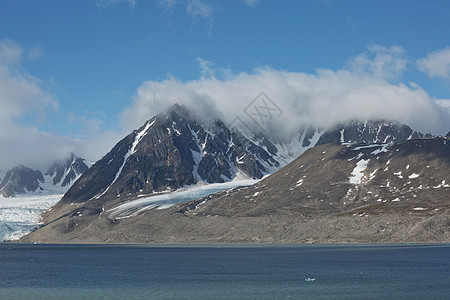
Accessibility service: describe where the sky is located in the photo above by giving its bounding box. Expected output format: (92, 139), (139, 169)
(0, 0), (450, 169)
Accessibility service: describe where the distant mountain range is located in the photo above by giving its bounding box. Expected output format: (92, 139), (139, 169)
(0, 153), (90, 197)
(17, 104), (449, 244)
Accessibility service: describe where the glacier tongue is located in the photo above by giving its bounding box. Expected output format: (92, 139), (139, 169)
(108, 178), (258, 219)
(0, 194), (62, 241)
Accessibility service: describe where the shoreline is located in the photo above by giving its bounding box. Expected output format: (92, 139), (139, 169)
(5, 241), (450, 247)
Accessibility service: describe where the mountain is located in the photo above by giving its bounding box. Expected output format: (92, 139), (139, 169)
(0, 153), (90, 198)
(20, 135), (449, 243)
(60, 104), (265, 206)
(59, 104), (425, 209)
(44, 153), (90, 189)
(0, 166), (44, 198)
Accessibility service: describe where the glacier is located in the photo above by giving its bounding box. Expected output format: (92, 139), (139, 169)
(108, 178), (258, 219)
(0, 194), (62, 241)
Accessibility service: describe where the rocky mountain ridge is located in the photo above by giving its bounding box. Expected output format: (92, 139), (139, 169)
(0, 153), (90, 198)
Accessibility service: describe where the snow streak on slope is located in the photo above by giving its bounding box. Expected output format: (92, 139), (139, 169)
(189, 126), (206, 182)
(0, 194), (62, 241)
(94, 120), (156, 200)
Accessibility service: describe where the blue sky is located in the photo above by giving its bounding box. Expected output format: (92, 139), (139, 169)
(0, 0), (449, 167)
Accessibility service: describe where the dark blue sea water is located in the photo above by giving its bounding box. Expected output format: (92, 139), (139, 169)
(1, 244), (449, 299)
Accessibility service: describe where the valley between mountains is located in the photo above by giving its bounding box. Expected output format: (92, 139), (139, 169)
(15, 105), (450, 244)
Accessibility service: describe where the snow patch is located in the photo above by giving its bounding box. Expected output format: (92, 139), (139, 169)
(369, 169), (377, 181)
(371, 144), (390, 155)
(349, 159), (369, 185)
(348, 152), (364, 161)
(394, 171), (403, 179)
(413, 207), (427, 211)
(236, 154), (246, 164)
(408, 173), (420, 179)
(434, 180), (450, 188)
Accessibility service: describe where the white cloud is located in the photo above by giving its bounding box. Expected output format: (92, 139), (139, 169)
(0, 41), (57, 125)
(196, 57), (214, 79)
(436, 99), (450, 108)
(0, 40), (76, 170)
(417, 47), (450, 79)
(350, 45), (407, 80)
(121, 45), (449, 138)
(186, 0), (213, 19)
(0, 39), (23, 66)
(26, 46), (43, 61)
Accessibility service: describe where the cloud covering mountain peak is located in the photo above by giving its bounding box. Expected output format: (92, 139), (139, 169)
(121, 46), (449, 140)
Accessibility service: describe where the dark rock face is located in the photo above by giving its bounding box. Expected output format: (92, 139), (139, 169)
(0, 166), (44, 197)
(45, 153), (89, 187)
(317, 120), (423, 145)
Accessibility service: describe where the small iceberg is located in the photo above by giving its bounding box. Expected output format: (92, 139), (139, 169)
(305, 278), (316, 282)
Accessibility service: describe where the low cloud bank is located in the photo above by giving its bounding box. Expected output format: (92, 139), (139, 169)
(121, 46), (449, 140)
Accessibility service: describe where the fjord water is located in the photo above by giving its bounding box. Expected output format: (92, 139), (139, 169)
(1, 244), (449, 299)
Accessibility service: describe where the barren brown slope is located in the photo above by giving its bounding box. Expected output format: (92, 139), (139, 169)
(21, 137), (450, 244)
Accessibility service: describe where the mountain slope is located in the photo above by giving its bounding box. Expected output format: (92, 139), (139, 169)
(20, 135), (450, 244)
(181, 137), (449, 218)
